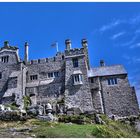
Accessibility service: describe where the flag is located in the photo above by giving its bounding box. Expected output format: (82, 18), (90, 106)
(51, 41), (58, 52)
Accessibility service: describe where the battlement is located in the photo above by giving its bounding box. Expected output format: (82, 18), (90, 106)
(27, 52), (65, 65)
(65, 48), (85, 57)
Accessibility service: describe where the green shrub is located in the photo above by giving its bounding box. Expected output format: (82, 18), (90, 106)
(5, 103), (19, 110)
(23, 96), (31, 110)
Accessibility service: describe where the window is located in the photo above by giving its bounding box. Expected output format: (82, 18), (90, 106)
(73, 74), (83, 85)
(31, 60), (33, 64)
(1, 56), (9, 63)
(0, 72), (2, 79)
(72, 58), (78, 68)
(54, 72), (59, 77)
(90, 77), (95, 83)
(48, 72), (53, 78)
(48, 71), (59, 78)
(38, 59), (40, 63)
(62, 55), (64, 60)
(46, 58), (48, 63)
(108, 78), (118, 85)
(30, 75), (38, 81)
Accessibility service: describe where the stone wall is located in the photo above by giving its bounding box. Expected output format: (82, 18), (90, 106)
(8, 77), (18, 89)
(89, 77), (104, 113)
(26, 52), (65, 105)
(0, 49), (21, 101)
(64, 49), (94, 112)
(100, 74), (139, 117)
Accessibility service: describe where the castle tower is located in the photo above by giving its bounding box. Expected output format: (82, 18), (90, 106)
(81, 39), (90, 70)
(64, 39), (94, 112)
(65, 39), (71, 51)
(24, 42), (29, 64)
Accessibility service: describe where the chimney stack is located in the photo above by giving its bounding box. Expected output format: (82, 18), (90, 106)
(65, 39), (71, 51)
(4, 41), (10, 48)
(100, 60), (105, 67)
(81, 39), (88, 48)
(24, 42), (29, 64)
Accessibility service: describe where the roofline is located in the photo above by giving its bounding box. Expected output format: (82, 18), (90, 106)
(90, 64), (125, 69)
(88, 73), (128, 78)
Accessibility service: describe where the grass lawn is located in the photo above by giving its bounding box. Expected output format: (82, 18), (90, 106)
(0, 115), (140, 138)
(29, 118), (140, 138)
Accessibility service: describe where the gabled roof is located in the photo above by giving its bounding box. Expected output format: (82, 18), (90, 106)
(88, 65), (127, 77)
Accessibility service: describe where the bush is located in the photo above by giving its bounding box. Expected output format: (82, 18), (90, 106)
(58, 115), (92, 124)
(5, 103), (19, 110)
(23, 96), (31, 110)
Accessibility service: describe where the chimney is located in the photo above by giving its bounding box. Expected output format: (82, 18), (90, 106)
(65, 39), (71, 51)
(100, 60), (105, 67)
(24, 42), (29, 64)
(4, 41), (10, 48)
(81, 39), (88, 48)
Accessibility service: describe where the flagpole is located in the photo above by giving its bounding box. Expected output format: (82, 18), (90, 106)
(56, 42), (59, 52)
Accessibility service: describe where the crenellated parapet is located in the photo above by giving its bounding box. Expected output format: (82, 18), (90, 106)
(27, 52), (65, 65)
(65, 48), (85, 57)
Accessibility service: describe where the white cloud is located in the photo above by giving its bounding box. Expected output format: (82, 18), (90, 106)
(122, 54), (140, 64)
(121, 35), (138, 47)
(99, 14), (140, 33)
(129, 43), (140, 49)
(129, 15), (140, 25)
(132, 57), (140, 63)
(111, 32), (125, 40)
(135, 29), (140, 34)
(99, 19), (123, 32)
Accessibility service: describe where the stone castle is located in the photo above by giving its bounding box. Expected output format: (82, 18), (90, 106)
(0, 39), (139, 117)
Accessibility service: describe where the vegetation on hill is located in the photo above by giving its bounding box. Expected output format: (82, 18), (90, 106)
(0, 114), (139, 138)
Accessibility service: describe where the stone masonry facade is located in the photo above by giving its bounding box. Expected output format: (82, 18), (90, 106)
(0, 39), (139, 117)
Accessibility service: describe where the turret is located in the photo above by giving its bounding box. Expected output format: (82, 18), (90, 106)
(65, 39), (71, 51)
(4, 41), (10, 48)
(81, 39), (90, 70)
(24, 42), (29, 64)
(81, 39), (88, 48)
(100, 60), (105, 67)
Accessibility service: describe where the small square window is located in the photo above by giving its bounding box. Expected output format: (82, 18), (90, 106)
(107, 78), (118, 85)
(1, 56), (9, 63)
(73, 74), (83, 85)
(72, 58), (78, 68)
(48, 72), (53, 78)
(30, 75), (38, 81)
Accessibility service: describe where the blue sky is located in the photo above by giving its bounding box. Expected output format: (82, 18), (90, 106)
(0, 2), (140, 104)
